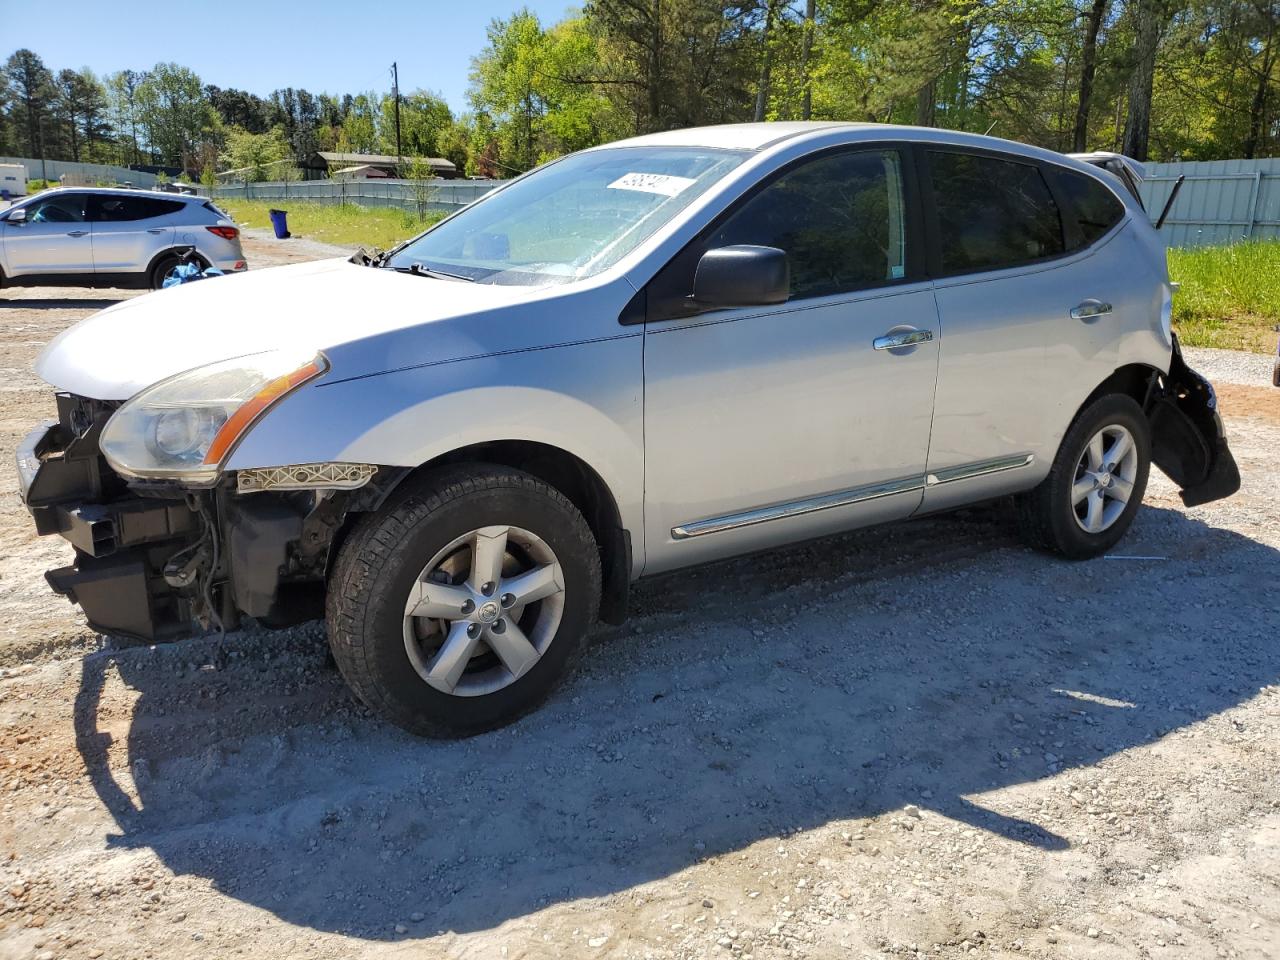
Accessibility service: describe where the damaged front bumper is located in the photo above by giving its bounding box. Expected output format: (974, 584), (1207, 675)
(17, 394), (376, 642)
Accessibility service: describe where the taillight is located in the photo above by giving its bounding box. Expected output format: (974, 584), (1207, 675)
(206, 225), (239, 240)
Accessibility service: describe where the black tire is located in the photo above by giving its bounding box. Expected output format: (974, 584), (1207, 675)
(149, 254), (184, 291)
(326, 465), (601, 737)
(1015, 393), (1151, 559)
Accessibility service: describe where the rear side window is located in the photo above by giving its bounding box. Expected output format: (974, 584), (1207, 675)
(1044, 166), (1126, 247)
(927, 151), (1064, 274)
(91, 196), (185, 222)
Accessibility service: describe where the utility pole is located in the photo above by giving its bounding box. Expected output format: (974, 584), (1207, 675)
(38, 116), (47, 184)
(391, 61), (403, 171)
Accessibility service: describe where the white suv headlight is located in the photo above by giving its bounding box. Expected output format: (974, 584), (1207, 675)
(100, 350), (327, 484)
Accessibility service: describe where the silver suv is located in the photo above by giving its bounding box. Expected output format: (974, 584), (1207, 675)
(0, 187), (246, 290)
(17, 123), (1238, 737)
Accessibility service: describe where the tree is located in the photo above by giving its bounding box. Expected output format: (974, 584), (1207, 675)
(137, 63), (215, 168)
(379, 89), (453, 160)
(53, 68), (108, 161)
(105, 69), (145, 165)
(1123, 0), (1179, 160)
(221, 125), (294, 181)
(1073, 0), (1110, 150)
(4, 49), (54, 157)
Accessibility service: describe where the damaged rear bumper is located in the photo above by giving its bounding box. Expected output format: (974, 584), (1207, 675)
(1149, 336), (1241, 508)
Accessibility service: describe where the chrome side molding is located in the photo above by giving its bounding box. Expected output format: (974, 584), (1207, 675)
(926, 453), (1034, 486)
(671, 453), (1036, 540)
(671, 475), (924, 540)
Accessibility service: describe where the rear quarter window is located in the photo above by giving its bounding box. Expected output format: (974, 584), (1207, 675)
(93, 196), (185, 222)
(1044, 166), (1126, 247)
(927, 151), (1065, 275)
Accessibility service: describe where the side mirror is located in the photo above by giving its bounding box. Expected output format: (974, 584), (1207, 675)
(5, 207), (26, 224)
(692, 245), (789, 309)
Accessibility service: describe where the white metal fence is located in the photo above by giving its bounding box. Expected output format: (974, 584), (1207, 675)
(1139, 158), (1280, 248)
(0, 156), (162, 188)
(205, 178), (507, 213)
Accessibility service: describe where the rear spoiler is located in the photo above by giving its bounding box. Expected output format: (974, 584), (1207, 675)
(1067, 151), (1184, 230)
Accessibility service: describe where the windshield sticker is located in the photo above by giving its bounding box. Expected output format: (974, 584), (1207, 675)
(607, 172), (697, 197)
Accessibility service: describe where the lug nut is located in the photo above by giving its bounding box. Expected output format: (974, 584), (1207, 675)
(492, 619), (506, 634)
(481, 581), (496, 596)
(460, 599), (475, 614)
(466, 623), (481, 638)
(500, 593), (515, 608)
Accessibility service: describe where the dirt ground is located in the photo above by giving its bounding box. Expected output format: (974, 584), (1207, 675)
(1, 235), (1278, 960)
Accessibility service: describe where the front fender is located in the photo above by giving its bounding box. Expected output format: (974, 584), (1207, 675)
(224, 334), (645, 546)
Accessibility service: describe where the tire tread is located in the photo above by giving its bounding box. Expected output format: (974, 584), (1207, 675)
(326, 464), (600, 737)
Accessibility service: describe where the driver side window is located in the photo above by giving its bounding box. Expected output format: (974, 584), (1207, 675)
(27, 193), (87, 224)
(649, 149), (908, 319)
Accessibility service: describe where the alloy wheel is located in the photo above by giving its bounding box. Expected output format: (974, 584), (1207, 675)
(402, 525), (565, 697)
(1071, 424), (1139, 534)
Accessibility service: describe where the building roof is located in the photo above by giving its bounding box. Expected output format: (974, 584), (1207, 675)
(313, 152), (456, 172)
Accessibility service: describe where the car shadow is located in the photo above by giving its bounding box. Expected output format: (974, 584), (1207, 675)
(72, 503), (1279, 940)
(0, 297), (128, 310)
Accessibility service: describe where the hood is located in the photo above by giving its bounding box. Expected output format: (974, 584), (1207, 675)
(35, 258), (541, 400)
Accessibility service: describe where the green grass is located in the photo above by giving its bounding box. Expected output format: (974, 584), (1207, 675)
(220, 200), (447, 251)
(1169, 241), (1280, 353)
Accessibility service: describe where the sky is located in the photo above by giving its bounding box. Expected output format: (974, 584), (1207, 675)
(0, 0), (576, 112)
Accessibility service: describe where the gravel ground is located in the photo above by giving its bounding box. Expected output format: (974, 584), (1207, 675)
(1, 241), (1278, 960)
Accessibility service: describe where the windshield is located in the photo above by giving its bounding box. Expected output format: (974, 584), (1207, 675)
(386, 146), (749, 284)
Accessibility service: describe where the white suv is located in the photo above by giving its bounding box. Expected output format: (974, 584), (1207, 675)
(0, 187), (246, 290)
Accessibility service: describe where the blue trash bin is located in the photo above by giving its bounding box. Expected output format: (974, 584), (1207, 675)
(268, 208), (290, 239)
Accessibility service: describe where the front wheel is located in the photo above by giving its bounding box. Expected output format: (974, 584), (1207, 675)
(1016, 393), (1152, 559)
(326, 466), (601, 737)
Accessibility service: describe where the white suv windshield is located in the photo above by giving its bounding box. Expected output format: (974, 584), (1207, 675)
(386, 146), (749, 284)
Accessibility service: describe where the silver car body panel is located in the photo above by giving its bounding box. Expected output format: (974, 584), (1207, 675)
(32, 123), (1176, 583)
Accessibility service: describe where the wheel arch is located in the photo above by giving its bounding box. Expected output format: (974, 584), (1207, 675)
(334, 439), (633, 626)
(1077, 362), (1161, 415)
(144, 246), (208, 282)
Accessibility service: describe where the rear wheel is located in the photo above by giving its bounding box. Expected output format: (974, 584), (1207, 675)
(1016, 394), (1151, 558)
(149, 253), (203, 290)
(326, 466), (601, 737)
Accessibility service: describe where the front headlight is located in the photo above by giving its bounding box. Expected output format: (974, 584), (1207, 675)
(100, 350), (327, 484)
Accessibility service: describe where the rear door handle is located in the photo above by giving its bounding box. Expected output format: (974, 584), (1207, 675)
(1071, 299), (1112, 321)
(66, 230), (88, 238)
(873, 328), (934, 351)
(146, 227), (166, 234)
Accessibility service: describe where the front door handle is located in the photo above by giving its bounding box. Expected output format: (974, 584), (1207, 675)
(1070, 299), (1112, 321)
(147, 227), (166, 234)
(873, 328), (934, 351)
(66, 230), (88, 238)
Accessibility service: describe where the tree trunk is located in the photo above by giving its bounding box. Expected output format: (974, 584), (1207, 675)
(648, 0), (663, 130)
(1073, 0), (1108, 152)
(1122, 0), (1162, 161)
(754, 0), (777, 123)
(916, 81), (936, 127)
(1242, 16), (1275, 159)
(800, 0), (816, 119)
